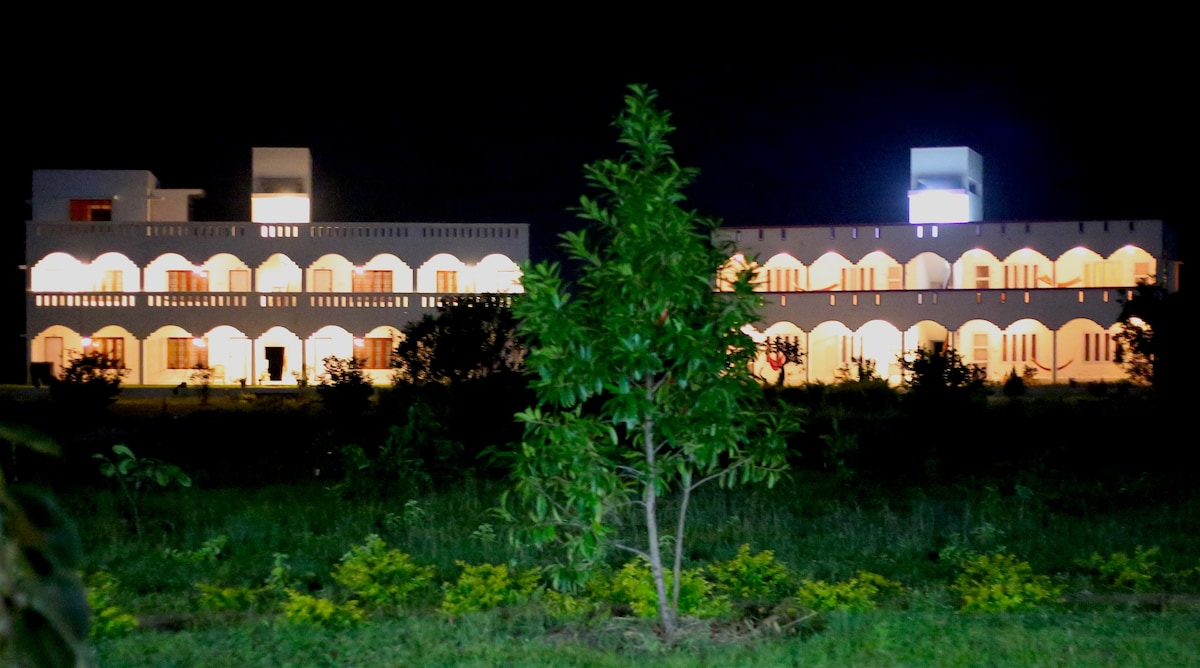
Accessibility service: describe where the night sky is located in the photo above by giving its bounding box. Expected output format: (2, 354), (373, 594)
(8, 46), (1181, 383)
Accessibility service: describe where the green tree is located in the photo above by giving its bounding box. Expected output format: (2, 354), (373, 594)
(502, 85), (799, 634)
(1115, 282), (1184, 391)
(392, 294), (523, 386)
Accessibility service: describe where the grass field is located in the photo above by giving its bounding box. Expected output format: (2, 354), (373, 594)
(6, 387), (1200, 666)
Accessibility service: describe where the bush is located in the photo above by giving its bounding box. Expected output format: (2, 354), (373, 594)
(951, 553), (1063, 613)
(49, 350), (127, 412)
(1076, 546), (1160, 592)
(85, 571), (139, 639)
(280, 590), (365, 629)
(441, 562), (541, 615)
(331, 534), (435, 610)
(590, 558), (730, 619)
(796, 571), (903, 612)
(707, 544), (794, 602)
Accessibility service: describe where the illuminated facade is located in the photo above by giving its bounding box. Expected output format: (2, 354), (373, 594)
(722, 147), (1178, 386)
(25, 148), (527, 386)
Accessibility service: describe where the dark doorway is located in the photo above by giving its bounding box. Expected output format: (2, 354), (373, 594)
(266, 347), (285, 381)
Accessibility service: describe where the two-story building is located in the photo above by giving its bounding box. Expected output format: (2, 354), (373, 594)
(25, 147), (528, 386)
(719, 147), (1179, 386)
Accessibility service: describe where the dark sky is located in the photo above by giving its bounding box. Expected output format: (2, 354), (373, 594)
(7, 45), (1182, 380)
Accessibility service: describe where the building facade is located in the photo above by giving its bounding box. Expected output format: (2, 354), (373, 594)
(25, 148), (528, 387)
(720, 148), (1178, 387)
(23, 145), (1176, 389)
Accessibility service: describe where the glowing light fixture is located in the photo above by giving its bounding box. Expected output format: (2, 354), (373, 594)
(193, 338), (206, 347)
(353, 338), (364, 347)
(81, 337), (92, 347)
(908, 190), (970, 224)
(252, 194), (311, 223)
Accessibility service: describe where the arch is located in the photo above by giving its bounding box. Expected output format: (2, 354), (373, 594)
(309, 325), (356, 378)
(807, 320), (853, 383)
(30, 252), (86, 292)
(1000, 248), (1054, 289)
(953, 249), (1001, 290)
(1106, 245), (1157, 286)
(855, 319), (904, 384)
(257, 253), (303, 293)
(759, 253), (804, 292)
(1056, 246), (1103, 288)
(89, 252), (141, 292)
(754, 320), (805, 386)
(717, 253), (755, 292)
(417, 253), (467, 293)
(30, 325), (86, 378)
(956, 319), (1004, 379)
(1056, 317), (1125, 384)
(145, 324), (208, 386)
(145, 253), (201, 292)
(202, 253), (252, 292)
(853, 251), (903, 292)
(255, 326), (304, 384)
(995, 318), (1055, 383)
(905, 252), (952, 290)
(201, 325), (253, 385)
(474, 253), (523, 294)
(808, 252), (852, 292)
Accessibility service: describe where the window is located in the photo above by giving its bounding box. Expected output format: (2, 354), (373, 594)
(167, 270), (209, 292)
(1084, 332), (1113, 362)
(887, 266), (902, 290)
(99, 270), (123, 292)
(767, 268), (801, 292)
(436, 270), (457, 293)
(361, 338), (393, 369)
(1002, 333), (1037, 363)
(87, 337), (126, 368)
(70, 199), (112, 221)
(353, 270), (393, 293)
(229, 269), (251, 292)
(974, 265), (990, 289)
(972, 333), (988, 364)
(167, 338), (208, 369)
(1004, 264), (1039, 289)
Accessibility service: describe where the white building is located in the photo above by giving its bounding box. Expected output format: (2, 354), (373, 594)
(720, 147), (1179, 386)
(25, 148), (528, 386)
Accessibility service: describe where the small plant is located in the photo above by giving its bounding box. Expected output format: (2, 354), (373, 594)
(384, 499), (428, 533)
(707, 544), (794, 602)
(84, 571), (139, 639)
(163, 535), (227, 564)
(470, 523), (498, 546)
(1076, 546), (1161, 592)
(93, 444), (192, 536)
(280, 589), (364, 629)
(951, 553), (1064, 613)
(796, 570), (903, 612)
(592, 558), (730, 619)
(1002, 366), (1026, 397)
(441, 561), (541, 615)
(331, 534), (435, 610)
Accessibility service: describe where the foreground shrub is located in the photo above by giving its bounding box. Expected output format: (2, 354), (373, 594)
(796, 571), (903, 612)
(196, 552), (292, 613)
(952, 553), (1064, 612)
(280, 589), (365, 629)
(590, 558), (730, 619)
(85, 571), (139, 639)
(332, 534), (435, 610)
(708, 544), (794, 602)
(1076, 545), (1160, 592)
(441, 562), (541, 615)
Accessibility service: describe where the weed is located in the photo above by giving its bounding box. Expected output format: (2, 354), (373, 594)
(331, 534), (435, 610)
(707, 544), (794, 602)
(441, 561), (541, 615)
